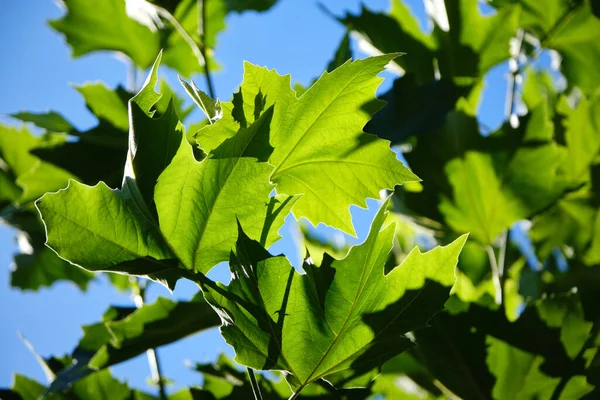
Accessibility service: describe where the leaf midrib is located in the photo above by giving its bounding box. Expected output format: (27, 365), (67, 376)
(270, 65), (373, 180)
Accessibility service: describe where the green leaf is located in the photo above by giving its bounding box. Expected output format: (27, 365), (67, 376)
(48, 295), (220, 392)
(404, 100), (569, 245)
(126, 53), (185, 212)
(342, 0), (519, 79)
(493, 0), (600, 93)
(436, 0), (520, 78)
(71, 369), (130, 400)
(74, 82), (130, 131)
(179, 77), (222, 123)
(557, 93), (600, 184)
(341, 1), (436, 81)
(0, 125), (73, 204)
(11, 246), (94, 292)
(155, 105), (295, 273)
(487, 336), (594, 400)
(7, 375), (50, 400)
(49, 0), (160, 68)
(202, 199), (466, 391)
(198, 56), (418, 235)
(35, 55), (191, 285)
(10, 111), (74, 133)
(36, 180), (173, 273)
(536, 294), (594, 359)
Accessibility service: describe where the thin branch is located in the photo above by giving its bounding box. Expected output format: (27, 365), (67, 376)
(154, 5), (206, 69)
(486, 246), (503, 306)
(497, 230), (508, 278)
(133, 280), (167, 400)
(247, 368), (263, 400)
(147, 348), (168, 400)
(198, 0), (216, 98)
(505, 28), (525, 128)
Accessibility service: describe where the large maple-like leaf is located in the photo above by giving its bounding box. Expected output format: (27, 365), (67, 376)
(154, 103), (297, 273)
(196, 55), (418, 235)
(35, 56), (182, 282)
(202, 199), (466, 393)
(36, 55), (294, 280)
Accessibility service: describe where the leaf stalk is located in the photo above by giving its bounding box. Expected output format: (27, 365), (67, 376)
(198, 0), (216, 98)
(247, 368), (263, 400)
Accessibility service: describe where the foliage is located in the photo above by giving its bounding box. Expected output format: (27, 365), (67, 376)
(2, 0), (600, 399)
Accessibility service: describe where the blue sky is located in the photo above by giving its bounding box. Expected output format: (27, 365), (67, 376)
(0, 0), (515, 394)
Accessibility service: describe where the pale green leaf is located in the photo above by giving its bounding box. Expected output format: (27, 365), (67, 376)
(179, 77), (222, 123)
(36, 179), (173, 272)
(198, 56), (418, 235)
(155, 105), (296, 273)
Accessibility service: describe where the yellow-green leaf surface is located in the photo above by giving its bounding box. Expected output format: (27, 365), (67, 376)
(196, 55), (419, 235)
(35, 56), (179, 277)
(203, 200), (466, 392)
(37, 180), (173, 270)
(155, 104), (297, 273)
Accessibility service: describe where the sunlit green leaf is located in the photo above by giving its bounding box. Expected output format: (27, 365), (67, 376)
(202, 200), (466, 391)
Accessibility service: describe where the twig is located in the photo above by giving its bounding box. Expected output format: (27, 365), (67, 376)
(505, 28), (524, 128)
(154, 5), (206, 69)
(497, 230), (508, 278)
(247, 368), (263, 400)
(486, 246), (503, 306)
(198, 0), (216, 98)
(133, 280), (168, 400)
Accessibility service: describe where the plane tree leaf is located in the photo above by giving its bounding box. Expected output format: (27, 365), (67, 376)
(196, 55), (418, 235)
(487, 336), (594, 400)
(74, 82), (131, 131)
(35, 56), (184, 283)
(340, 1), (437, 82)
(529, 92), (600, 261)
(436, 0), (520, 78)
(8, 111), (75, 133)
(50, 0), (160, 68)
(11, 246), (94, 292)
(341, 0), (519, 80)
(403, 100), (569, 245)
(49, 0), (281, 77)
(47, 294), (220, 393)
(202, 199), (466, 393)
(36, 179), (174, 272)
(154, 103), (296, 273)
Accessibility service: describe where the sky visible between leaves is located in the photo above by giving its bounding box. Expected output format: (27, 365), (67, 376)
(0, 0), (545, 394)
